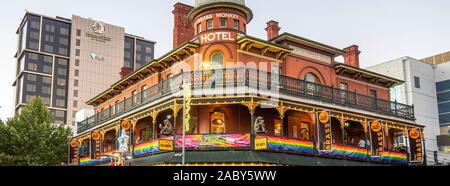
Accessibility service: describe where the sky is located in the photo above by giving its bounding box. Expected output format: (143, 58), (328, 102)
(0, 0), (449, 120)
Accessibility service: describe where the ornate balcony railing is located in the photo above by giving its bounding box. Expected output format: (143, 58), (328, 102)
(77, 68), (415, 134)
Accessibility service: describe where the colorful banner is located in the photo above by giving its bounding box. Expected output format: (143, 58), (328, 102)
(259, 135), (315, 155)
(321, 144), (369, 161)
(79, 157), (112, 166)
(369, 120), (384, 157)
(175, 134), (251, 149)
(408, 128), (424, 163)
(317, 111), (332, 151)
(371, 151), (408, 165)
(133, 140), (160, 156)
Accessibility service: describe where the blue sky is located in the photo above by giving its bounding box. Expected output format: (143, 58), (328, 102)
(0, 0), (449, 120)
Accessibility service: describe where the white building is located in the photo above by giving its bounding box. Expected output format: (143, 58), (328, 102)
(366, 57), (441, 164)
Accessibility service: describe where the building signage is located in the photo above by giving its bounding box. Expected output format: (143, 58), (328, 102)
(175, 134), (250, 149)
(254, 137), (268, 150)
(369, 120), (384, 157)
(91, 131), (101, 160)
(195, 13), (240, 24)
(159, 139), (174, 151)
(409, 128), (424, 162)
(317, 111), (332, 151)
(200, 32), (235, 44)
(92, 22), (106, 34)
(70, 139), (78, 165)
(85, 32), (111, 43)
(90, 53), (105, 61)
(290, 45), (332, 64)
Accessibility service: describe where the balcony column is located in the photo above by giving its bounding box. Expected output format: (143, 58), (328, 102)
(276, 105), (287, 137)
(339, 115), (347, 145)
(172, 104), (182, 136)
(308, 112), (317, 148)
(242, 100), (260, 150)
(151, 111), (159, 140)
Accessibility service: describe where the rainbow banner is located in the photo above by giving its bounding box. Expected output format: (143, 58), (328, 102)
(258, 135), (315, 155)
(372, 151), (408, 165)
(79, 157), (112, 166)
(133, 140), (160, 156)
(321, 144), (369, 161)
(175, 134), (251, 149)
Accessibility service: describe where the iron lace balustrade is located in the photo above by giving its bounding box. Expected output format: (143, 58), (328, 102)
(77, 68), (415, 134)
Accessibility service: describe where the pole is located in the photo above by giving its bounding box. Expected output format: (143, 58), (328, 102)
(182, 95), (186, 166)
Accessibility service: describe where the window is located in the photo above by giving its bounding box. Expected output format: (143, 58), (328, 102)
(75, 59), (80, 66)
(197, 23), (202, 34)
(60, 27), (69, 35)
(76, 39), (80, 46)
(30, 21), (40, 29)
(73, 101), (78, 108)
(27, 74), (37, 81)
(26, 84), (36, 92)
(57, 78), (66, 86)
(42, 77), (52, 84)
(304, 73), (320, 84)
(60, 38), (68, 45)
(76, 29), (81, 36)
(56, 99), (66, 107)
(43, 65), (52, 74)
(220, 19), (227, 28)
(210, 52), (224, 70)
(340, 83), (348, 91)
(44, 45), (53, 53)
(56, 88), (66, 96)
(27, 62), (38, 71)
(75, 49), (80, 56)
(211, 110), (225, 134)
(29, 53), (38, 60)
(41, 86), (51, 94)
(74, 69), (79, 77)
(57, 68), (67, 76)
(414, 76), (421, 89)
(207, 19), (213, 30)
(74, 80), (79, 87)
(73, 90), (78, 97)
(233, 20), (240, 29)
(370, 90), (377, 98)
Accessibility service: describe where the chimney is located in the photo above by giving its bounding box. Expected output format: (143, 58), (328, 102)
(265, 20), (281, 40)
(343, 45), (361, 67)
(120, 67), (133, 79)
(173, 3), (194, 48)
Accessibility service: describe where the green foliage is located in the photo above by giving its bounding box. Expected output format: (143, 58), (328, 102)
(0, 97), (72, 166)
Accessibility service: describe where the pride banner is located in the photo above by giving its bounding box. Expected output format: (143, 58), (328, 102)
(371, 151), (408, 165)
(175, 134), (251, 149)
(133, 140), (160, 156)
(321, 144), (369, 161)
(79, 157), (112, 166)
(256, 135), (316, 155)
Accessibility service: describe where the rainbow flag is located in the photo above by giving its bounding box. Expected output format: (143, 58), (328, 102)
(322, 144), (369, 161)
(133, 140), (159, 156)
(372, 151), (408, 165)
(264, 136), (315, 155)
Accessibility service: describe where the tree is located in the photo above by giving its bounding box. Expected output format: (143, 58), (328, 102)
(0, 97), (72, 166)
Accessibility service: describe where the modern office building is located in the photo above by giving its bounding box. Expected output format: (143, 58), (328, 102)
(69, 0), (425, 166)
(13, 12), (156, 129)
(422, 52), (450, 153)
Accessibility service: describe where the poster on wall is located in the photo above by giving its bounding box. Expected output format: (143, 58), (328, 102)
(369, 120), (384, 157)
(409, 128), (424, 163)
(317, 110), (332, 151)
(91, 131), (101, 160)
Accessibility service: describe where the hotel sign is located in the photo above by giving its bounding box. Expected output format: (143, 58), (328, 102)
(86, 33), (111, 43)
(195, 13), (240, 25)
(200, 32), (235, 44)
(317, 111), (332, 151)
(369, 120), (384, 157)
(290, 45), (332, 64)
(409, 128), (424, 163)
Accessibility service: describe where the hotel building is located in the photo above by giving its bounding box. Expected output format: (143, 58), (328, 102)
(69, 0), (425, 166)
(13, 12), (155, 129)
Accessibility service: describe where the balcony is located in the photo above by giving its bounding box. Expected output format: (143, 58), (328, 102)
(77, 68), (415, 134)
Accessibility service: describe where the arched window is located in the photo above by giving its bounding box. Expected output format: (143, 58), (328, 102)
(304, 73), (320, 84)
(211, 52), (224, 70)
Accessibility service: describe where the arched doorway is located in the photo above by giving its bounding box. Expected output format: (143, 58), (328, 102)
(331, 117), (343, 145)
(286, 110), (314, 141)
(343, 121), (367, 148)
(387, 128), (407, 153)
(134, 116), (154, 145)
(102, 129), (117, 153)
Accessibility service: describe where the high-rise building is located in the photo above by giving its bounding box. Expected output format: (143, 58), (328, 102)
(422, 52), (450, 153)
(13, 12), (156, 129)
